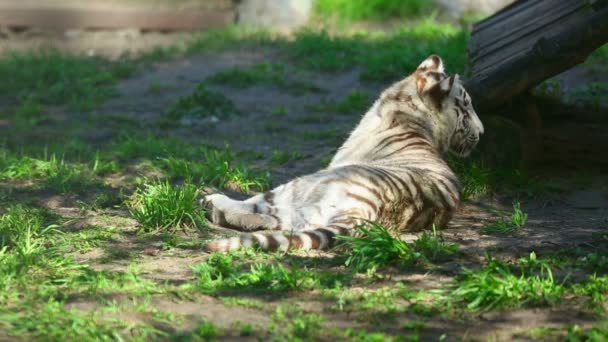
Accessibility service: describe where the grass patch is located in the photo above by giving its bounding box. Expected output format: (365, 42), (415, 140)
(207, 63), (325, 95)
(106, 136), (270, 192)
(128, 179), (206, 232)
(183, 22), (467, 83)
(191, 251), (345, 295)
(163, 83), (239, 123)
(290, 20), (467, 81)
(451, 253), (565, 311)
(481, 201), (528, 235)
(568, 322), (608, 341)
(338, 222), (459, 272)
(0, 49), (133, 111)
(0, 150), (103, 194)
(270, 150), (305, 165)
(339, 222), (421, 272)
(161, 147), (270, 192)
(413, 225), (460, 262)
(308, 90), (371, 114)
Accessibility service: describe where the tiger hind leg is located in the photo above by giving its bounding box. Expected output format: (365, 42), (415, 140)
(201, 193), (279, 231)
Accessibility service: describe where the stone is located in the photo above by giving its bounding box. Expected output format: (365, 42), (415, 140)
(236, 0), (312, 31)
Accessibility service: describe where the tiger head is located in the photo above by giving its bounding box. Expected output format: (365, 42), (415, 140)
(414, 55), (484, 157)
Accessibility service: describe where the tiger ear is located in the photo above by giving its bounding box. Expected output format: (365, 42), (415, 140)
(422, 74), (456, 111)
(416, 55), (444, 73)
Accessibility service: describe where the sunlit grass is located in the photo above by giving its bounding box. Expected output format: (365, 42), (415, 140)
(128, 179), (206, 232)
(314, 0), (432, 21)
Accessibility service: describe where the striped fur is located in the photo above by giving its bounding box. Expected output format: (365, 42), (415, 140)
(203, 55), (484, 252)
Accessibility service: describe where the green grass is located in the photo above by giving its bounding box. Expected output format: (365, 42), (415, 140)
(289, 21), (467, 81)
(161, 147), (270, 192)
(308, 90), (371, 114)
(451, 253), (565, 311)
(585, 44), (608, 72)
(207, 63), (325, 95)
(413, 225), (460, 262)
(482, 201), (528, 235)
(183, 21), (467, 83)
(270, 150), (305, 165)
(572, 275), (608, 312)
(106, 136), (270, 192)
(128, 179), (206, 232)
(338, 222), (459, 272)
(191, 252), (343, 295)
(0, 205), (59, 267)
(448, 158), (492, 200)
(339, 222), (421, 272)
(0, 49), (133, 111)
(0, 149), (103, 194)
(568, 322), (608, 341)
(314, 0), (432, 21)
(163, 83), (240, 123)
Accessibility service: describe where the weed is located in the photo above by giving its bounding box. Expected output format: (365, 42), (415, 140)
(413, 225), (459, 262)
(338, 222), (421, 272)
(164, 83), (239, 123)
(482, 201), (528, 235)
(128, 179), (206, 232)
(511, 202), (528, 228)
(451, 253), (565, 310)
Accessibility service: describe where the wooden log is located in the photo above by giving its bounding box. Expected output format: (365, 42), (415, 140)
(464, 0), (608, 113)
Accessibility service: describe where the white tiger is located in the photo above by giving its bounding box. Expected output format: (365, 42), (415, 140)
(202, 55), (484, 252)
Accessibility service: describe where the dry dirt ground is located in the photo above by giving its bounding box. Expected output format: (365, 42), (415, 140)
(2, 38), (608, 340)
